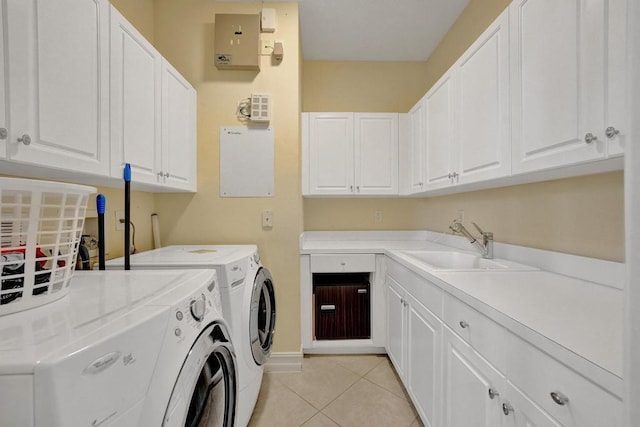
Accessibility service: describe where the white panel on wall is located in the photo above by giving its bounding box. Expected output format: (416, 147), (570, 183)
(219, 126), (274, 197)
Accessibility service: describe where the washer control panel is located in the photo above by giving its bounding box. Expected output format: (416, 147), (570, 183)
(190, 294), (206, 321)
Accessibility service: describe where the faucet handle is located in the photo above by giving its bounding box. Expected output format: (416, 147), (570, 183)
(471, 222), (487, 236)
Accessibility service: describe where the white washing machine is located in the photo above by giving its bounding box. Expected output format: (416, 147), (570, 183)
(105, 245), (277, 427)
(0, 269), (238, 427)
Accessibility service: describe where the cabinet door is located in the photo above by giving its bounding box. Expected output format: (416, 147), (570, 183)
(605, 0), (627, 157)
(456, 9), (511, 184)
(510, 0), (606, 174)
(161, 59), (197, 191)
(6, 0), (109, 175)
(308, 113), (354, 195)
(0, 1), (6, 158)
(407, 294), (442, 427)
(425, 71), (456, 190)
(442, 327), (505, 427)
(354, 113), (398, 195)
(408, 99), (426, 192)
(502, 382), (562, 427)
(386, 277), (406, 380)
(110, 6), (162, 185)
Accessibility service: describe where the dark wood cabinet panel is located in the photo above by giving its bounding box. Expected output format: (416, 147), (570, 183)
(314, 273), (370, 340)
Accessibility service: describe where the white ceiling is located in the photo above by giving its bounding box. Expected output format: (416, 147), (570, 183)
(217, 0), (471, 61)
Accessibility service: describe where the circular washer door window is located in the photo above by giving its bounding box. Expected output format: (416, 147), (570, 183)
(249, 268), (276, 365)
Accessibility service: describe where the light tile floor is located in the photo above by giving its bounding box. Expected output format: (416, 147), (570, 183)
(248, 355), (425, 427)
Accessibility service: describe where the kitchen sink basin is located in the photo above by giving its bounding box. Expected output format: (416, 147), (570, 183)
(399, 250), (532, 271)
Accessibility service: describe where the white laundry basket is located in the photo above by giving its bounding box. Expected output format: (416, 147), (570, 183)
(0, 178), (96, 315)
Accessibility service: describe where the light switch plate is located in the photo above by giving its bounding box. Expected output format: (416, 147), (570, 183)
(262, 210), (273, 228)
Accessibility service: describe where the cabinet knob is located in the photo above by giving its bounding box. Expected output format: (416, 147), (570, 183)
(488, 388), (500, 400)
(550, 391), (569, 406)
(502, 402), (514, 416)
(585, 133), (598, 144)
(164, 172), (170, 178)
(0, 128), (6, 140)
(459, 320), (469, 329)
(350, 185), (354, 192)
(356, 186), (360, 192)
(605, 126), (620, 139)
(18, 134), (31, 146)
(157, 171), (164, 177)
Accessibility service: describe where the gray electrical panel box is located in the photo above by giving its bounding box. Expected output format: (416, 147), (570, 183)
(214, 14), (260, 70)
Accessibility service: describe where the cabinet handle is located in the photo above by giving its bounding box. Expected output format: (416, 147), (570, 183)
(585, 133), (598, 144)
(502, 402), (514, 416)
(18, 134), (31, 146)
(320, 304), (336, 311)
(459, 320), (469, 329)
(605, 126), (620, 139)
(0, 128), (6, 140)
(488, 388), (500, 400)
(550, 391), (569, 406)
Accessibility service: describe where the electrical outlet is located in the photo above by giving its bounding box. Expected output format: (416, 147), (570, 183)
(115, 210), (125, 231)
(457, 209), (465, 223)
(261, 38), (274, 55)
(374, 210), (383, 224)
(262, 210), (273, 228)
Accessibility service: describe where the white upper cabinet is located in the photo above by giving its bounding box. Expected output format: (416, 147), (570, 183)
(407, 98), (426, 193)
(161, 59), (197, 191)
(424, 70), (456, 191)
(304, 112), (398, 196)
(5, 0), (110, 175)
(456, 9), (511, 184)
(111, 8), (196, 192)
(0, 1), (7, 158)
(510, 0), (607, 173)
(424, 9), (510, 192)
(110, 7), (162, 185)
(354, 113), (398, 195)
(307, 112), (354, 195)
(605, 0), (627, 157)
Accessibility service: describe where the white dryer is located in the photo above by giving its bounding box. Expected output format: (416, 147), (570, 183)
(105, 245), (277, 427)
(0, 269), (238, 427)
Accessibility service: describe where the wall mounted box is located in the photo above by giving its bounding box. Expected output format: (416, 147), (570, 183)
(214, 14), (260, 70)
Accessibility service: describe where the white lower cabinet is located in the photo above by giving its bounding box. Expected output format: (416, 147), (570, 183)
(385, 259), (621, 427)
(386, 277), (407, 379)
(502, 381), (561, 427)
(406, 292), (442, 427)
(386, 275), (442, 427)
(442, 326), (505, 427)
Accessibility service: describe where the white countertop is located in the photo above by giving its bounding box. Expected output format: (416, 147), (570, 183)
(300, 231), (623, 383)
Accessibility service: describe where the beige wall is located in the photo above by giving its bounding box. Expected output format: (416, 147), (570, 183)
(302, 0), (625, 262)
(302, 61), (431, 112)
(110, 0), (155, 42)
(86, 189), (156, 260)
(152, 1), (302, 353)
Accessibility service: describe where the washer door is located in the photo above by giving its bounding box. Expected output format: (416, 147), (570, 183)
(249, 267), (276, 365)
(163, 323), (237, 427)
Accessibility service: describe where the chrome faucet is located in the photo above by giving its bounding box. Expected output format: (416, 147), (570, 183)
(449, 220), (494, 259)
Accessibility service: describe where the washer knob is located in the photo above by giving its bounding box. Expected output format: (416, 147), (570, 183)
(190, 295), (206, 322)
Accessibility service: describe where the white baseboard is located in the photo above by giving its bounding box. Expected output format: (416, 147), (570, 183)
(264, 352), (303, 373)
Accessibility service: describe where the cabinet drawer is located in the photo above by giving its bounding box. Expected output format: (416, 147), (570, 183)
(310, 254), (376, 273)
(505, 332), (621, 427)
(443, 293), (507, 372)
